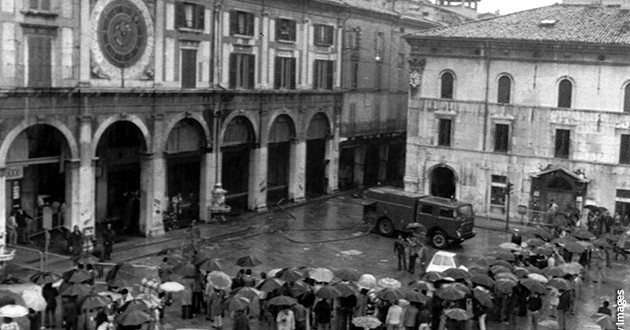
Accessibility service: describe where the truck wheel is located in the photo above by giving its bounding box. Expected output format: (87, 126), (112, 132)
(431, 231), (448, 249)
(377, 218), (395, 237)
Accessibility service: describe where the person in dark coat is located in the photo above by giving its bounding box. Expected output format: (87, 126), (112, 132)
(101, 223), (115, 261)
(511, 229), (522, 246)
(27, 309), (41, 330)
(15, 206), (33, 244)
(313, 299), (332, 329)
(43, 283), (58, 328)
(68, 226), (83, 257)
(232, 309), (250, 330)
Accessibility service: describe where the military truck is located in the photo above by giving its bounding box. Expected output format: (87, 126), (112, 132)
(362, 186), (476, 248)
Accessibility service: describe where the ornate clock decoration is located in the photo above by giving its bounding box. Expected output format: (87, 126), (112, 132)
(91, 0), (154, 80)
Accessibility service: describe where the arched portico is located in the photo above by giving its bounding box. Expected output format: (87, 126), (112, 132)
(429, 163), (458, 198)
(267, 114), (296, 205)
(305, 112), (331, 196)
(221, 115), (257, 211)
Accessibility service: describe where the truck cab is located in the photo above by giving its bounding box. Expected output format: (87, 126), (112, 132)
(363, 186), (476, 248)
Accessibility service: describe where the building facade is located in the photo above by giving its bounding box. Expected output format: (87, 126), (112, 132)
(404, 3), (630, 222)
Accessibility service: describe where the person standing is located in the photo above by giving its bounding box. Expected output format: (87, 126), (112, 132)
(394, 235), (408, 271)
(556, 289), (571, 330)
(101, 223), (115, 261)
(208, 288), (226, 328)
(277, 306), (296, 330)
(15, 206), (33, 244)
(232, 309), (251, 330)
(314, 299), (332, 330)
(43, 282), (58, 328)
(68, 226), (83, 257)
(408, 234), (422, 274)
(402, 302), (419, 330)
(1, 318), (20, 330)
(526, 293), (542, 330)
(180, 278), (193, 320)
(6, 211), (17, 245)
(385, 300), (403, 330)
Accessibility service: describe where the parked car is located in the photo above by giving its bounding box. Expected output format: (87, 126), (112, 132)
(425, 250), (468, 273)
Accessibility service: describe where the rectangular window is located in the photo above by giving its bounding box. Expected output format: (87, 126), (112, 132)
(314, 24), (334, 46)
(621, 134), (630, 164)
(438, 119), (452, 147)
(375, 32), (384, 61)
(343, 29), (359, 49)
(490, 175), (507, 206)
(229, 53), (255, 89)
(274, 57), (296, 89)
(28, 34), (52, 87)
(420, 204), (434, 215)
(181, 48), (197, 88)
(29, 0), (50, 11)
(350, 61), (358, 89)
(176, 2), (205, 30)
(276, 18), (296, 42)
(313, 60), (334, 90)
(554, 129), (571, 159)
(494, 124), (509, 153)
(230, 10), (255, 36)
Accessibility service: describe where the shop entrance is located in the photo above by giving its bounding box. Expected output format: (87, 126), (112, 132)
(222, 116), (255, 212)
(267, 115), (295, 205)
(430, 166), (456, 198)
(306, 113), (330, 197)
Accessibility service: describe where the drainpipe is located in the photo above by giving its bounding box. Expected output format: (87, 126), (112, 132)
(481, 40), (491, 151)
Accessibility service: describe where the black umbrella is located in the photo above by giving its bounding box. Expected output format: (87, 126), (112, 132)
(471, 274), (494, 289)
(276, 268), (304, 282)
(177, 263), (198, 278)
(376, 288), (404, 301)
(334, 268), (361, 282)
(116, 309), (151, 326)
(472, 287), (493, 308)
(519, 279), (546, 294)
(267, 295), (298, 306)
(404, 290), (428, 304)
(314, 286), (341, 299)
(444, 308), (473, 320)
(436, 286), (465, 301)
(30, 272), (62, 285)
(422, 271), (445, 282)
(236, 256), (263, 267)
(443, 268), (469, 281)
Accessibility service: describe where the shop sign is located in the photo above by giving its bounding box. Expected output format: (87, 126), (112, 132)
(6, 166), (23, 180)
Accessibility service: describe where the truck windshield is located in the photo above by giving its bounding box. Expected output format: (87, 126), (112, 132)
(457, 205), (473, 218)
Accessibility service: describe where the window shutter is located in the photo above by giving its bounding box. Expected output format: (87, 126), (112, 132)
(327, 26), (334, 45)
(247, 54), (255, 89)
(326, 61), (334, 89)
(175, 2), (184, 28)
(289, 58), (296, 89)
(229, 11), (237, 35)
(41, 0), (50, 11)
(274, 57), (281, 89)
(314, 26), (320, 45)
(289, 20), (296, 41)
(229, 53), (237, 89)
(313, 60), (320, 88)
(246, 13), (254, 36)
(195, 5), (205, 30)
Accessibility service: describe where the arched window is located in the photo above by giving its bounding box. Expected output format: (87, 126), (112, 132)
(624, 83), (630, 112)
(497, 75), (512, 104)
(440, 71), (454, 99)
(557, 78), (573, 108)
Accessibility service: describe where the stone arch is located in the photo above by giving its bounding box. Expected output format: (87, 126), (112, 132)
(266, 112), (297, 144)
(305, 112), (332, 140)
(220, 113), (258, 146)
(428, 163), (458, 198)
(0, 118), (79, 168)
(161, 113), (211, 152)
(91, 114), (152, 158)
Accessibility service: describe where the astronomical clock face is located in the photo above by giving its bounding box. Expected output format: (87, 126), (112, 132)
(91, 0), (154, 79)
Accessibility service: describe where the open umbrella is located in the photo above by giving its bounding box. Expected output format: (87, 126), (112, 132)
(472, 287), (493, 308)
(499, 242), (521, 250)
(491, 260), (513, 270)
(177, 263), (198, 278)
(0, 290), (24, 307)
(532, 246), (553, 256)
(519, 278), (546, 294)
(30, 272), (62, 285)
(196, 258), (225, 272)
(332, 282), (358, 297)
(116, 309), (151, 326)
(352, 316), (382, 329)
(436, 286), (465, 301)
(267, 295), (297, 306)
(526, 238), (545, 248)
(80, 294), (111, 310)
(235, 287), (264, 300)
(443, 268), (469, 281)
(67, 270), (92, 284)
(120, 299), (149, 312)
(309, 268), (334, 283)
(135, 294), (160, 309)
(290, 282), (312, 298)
(377, 278), (401, 290)
(562, 242), (585, 254)
(495, 252), (516, 262)
(527, 227), (554, 241)
(357, 274), (377, 289)
(543, 266), (566, 278)
(207, 271), (232, 290)
(376, 288), (404, 302)
(495, 272), (518, 283)
(257, 278), (285, 292)
(495, 279), (517, 294)
(61, 283), (91, 297)
(98, 291), (122, 302)
(236, 256), (263, 267)
(276, 268), (304, 282)
(224, 296), (250, 312)
(159, 281), (185, 293)
(559, 262), (583, 275)
(72, 255), (100, 265)
(548, 278), (571, 291)
(404, 290), (428, 304)
(489, 265), (511, 275)
(335, 268), (361, 282)
(444, 308), (473, 321)
(422, 272), (445, 283)
(467, 265), (488, 275)
(408, 280), (433, 292)
(572, 229), (595, 240)
(315, 285), (341, 299)
(0, 304), (29, 318)
(471, 274), (494, 289)
(591, 313), (616, 329)
(449, 283), (471, 295)
(513, 267), (530, 278)
(527, 273), (548, 283)
(106, 277), (131, 289)
(525, 266), (543, 275)
(593, 238), (612, 249)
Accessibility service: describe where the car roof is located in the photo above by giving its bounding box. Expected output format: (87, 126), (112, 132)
(433, 251), (456, 258)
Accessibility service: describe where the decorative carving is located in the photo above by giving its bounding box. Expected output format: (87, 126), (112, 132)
(408, 57), (426, 88)
(91, 62), (111, 80)
(98, 0), (148, 68)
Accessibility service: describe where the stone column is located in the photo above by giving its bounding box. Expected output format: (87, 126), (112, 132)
(65, 160), (80, 230)
(260, 12), (270, 88)
(377, 143), (389, 184)
(0, 170), (6, 246)
(325, 135), (339, 194)
(353, 145), (366, 187)
(199, 151), (217, 222)
(79, 0), (90, 84)
(153, 0), (164, 83)
(289, 139), (306, 203)
(140, 153), (166, 237)
(77, 116), (95, 231)
(248, 145), (268, 211)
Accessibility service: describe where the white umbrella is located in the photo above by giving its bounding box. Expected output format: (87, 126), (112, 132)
(206, 271), (232, 291)
(159, 281), (185, 293)
(527, 273), (548, 283)
(0, 304), (29, 318)
(308, 268), (334, 283)
(267, 268), (283, 278)
(358, 274), (377, 289)
(376, 278), (401, 290)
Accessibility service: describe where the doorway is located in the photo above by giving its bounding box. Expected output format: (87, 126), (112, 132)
(430, 166), (456, 198)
